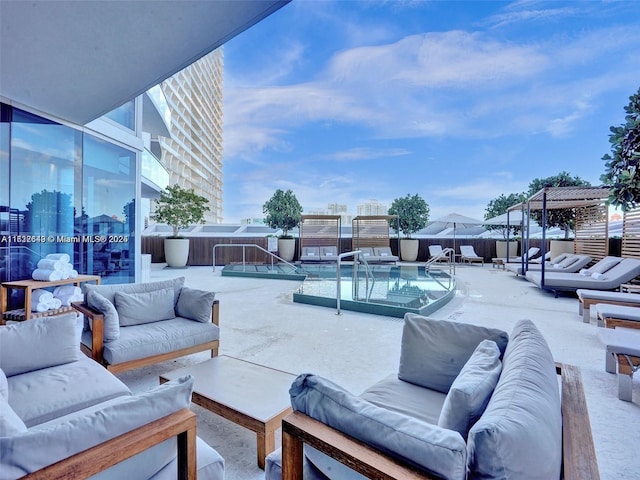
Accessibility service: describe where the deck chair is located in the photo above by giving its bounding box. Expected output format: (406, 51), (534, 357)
(505, 254), (592, 276)
(459, 245), (484, 265)
(428, 245), (449, 262)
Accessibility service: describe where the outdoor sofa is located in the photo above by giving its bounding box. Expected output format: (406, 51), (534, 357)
(505, 253), (591, 276)
(73, 276), (219, 373)
(525, 257), (640, 296)
(265, 314), (598, 480)
(0, 313), (224, 479)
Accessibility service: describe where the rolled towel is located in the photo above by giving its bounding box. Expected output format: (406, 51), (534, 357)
(32, 302), (51, 313)
(54, 285), (81, 297)
(591, 272), (606, 280)
(32, 289), (54, 304)
(37, 258), (63, 271)
(68, 269), (78, 279)
(46, 253), (71, 263)
(32, 269), (63, 282)
(47, 298), (62, 309)
(57, 292), (84, 307)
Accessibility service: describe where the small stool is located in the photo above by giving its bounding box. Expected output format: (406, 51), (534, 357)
(595, 303), (640, 330)
(598, 327), (640, 401)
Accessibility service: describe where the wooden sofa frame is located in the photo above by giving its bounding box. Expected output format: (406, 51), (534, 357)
(72, 300), (220, 374)
(280, 363), (600, 480)
(24, 408), (197, 480)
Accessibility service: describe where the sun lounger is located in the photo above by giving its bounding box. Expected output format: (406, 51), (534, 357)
(597, 327), (640, 401)
(505, 254), (592, 275)
(459, 245), (484, 265)
(577, 289), (640, 322)
(319, 246), (338, 262)
(525, 257), (640, 296)
(499, 247), (540, 264)
(595, 303), (640, 329)
(428, 245), (449, 262)
(373, 246), (398, 263)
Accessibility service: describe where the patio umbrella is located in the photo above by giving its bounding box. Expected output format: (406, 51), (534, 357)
(428, 213), (484, 259)
(483, 210), (528, 226)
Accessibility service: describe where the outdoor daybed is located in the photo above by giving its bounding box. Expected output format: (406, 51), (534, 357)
(73, 277), (219, 373)
(505, 253), (591, 276)
(525, 257), (640, 295)
(0, 313), (224, 479)
(265, 314), (598, 480)
(358, 247), (398, 264)
(300, 246), (339, 263)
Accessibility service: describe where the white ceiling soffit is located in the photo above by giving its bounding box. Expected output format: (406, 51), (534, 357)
(0, 0), (290, 125)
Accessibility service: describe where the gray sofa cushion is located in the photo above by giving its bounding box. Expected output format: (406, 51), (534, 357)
(87, 290), (120, 341)
(83, 318), (219, 366)
(438, 339), (502, 438)
(8, 356), (131, 427)
(0, 394), (27, 437)
(360, 374), (446, 425)
(290, 373), (467, 480)
(265, 447), (329, 480)
(0, 375), (194, 479)
(467, 320), (562, 480)
(0, 367), (7, 399)
(84, 277), (185, 307)
(115, 287), (176, 326)
(150, 437), (225, 480)
(398, 313), (508, 393)
(175, 287), (215, 323)
(0, 313), (79, 377)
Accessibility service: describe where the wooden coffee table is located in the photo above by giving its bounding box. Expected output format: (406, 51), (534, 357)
(160, 355), (295, 469)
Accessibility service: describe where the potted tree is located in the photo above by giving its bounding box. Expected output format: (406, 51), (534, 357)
(151, 184), (210, 268)
(388, 193), (430, 261)
(263, 189), (303, 262)
(484, 193), (526, 259)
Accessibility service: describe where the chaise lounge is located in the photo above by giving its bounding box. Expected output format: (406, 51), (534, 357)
(505, 253), (591, 276)
(459, 245), (484, 265)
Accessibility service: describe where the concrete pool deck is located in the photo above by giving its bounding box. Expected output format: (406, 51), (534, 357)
(116, 262), (640, 479)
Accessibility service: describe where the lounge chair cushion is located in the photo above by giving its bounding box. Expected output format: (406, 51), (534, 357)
(555, 256), (579, 269)
(115, 287), (176, 326)
(83, 317), (220, 366)
(0, 313), (79, 377)
(398, 314), (508, 394)
(467, 320), (562, 480)
(0, 395), (27, 436)
(0, 375), (194, 479)
(289, 373), (468, 480)
(550, 253), (570, 264)
(587, 257), (622, 275)
(8, 356), (131, 427)
(438, 340), (502, 438)
(175, 287), (215, 323)
(87, 290), (121, 341)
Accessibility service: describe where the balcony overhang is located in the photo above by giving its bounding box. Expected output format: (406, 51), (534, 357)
(0, 0), (289, 125)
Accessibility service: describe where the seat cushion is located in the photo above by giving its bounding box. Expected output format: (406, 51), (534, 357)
(115, 287), (176, 326)
(85, 318), (219, 366)
(0, 376), (194, 480)
(8, 356), (131, 427)
(0, 394), (27, 436)
(360, 374), (446, 425)
(438, 339), (502, 438)
(595, 303), (640, 322)
(175, 287), (215, 323)
(0, 313), (79, 377)
(290, 373), (467, 480)
(398, 313), (508, 393)
(467, 320), (561, 480)
(150, 437), (225, 480)
(0, 367), (8, 399)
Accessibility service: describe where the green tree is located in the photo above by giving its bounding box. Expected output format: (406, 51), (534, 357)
(600, 87), (640, 211)
(388, 193), (430, 238)
(262, 189), (303, 238)
(484, 192), (527, 239)
(527, 171), (591, 239)
(151, 185), (210, 238)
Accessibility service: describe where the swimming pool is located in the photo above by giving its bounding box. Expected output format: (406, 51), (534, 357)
(293, 263), (456, 318)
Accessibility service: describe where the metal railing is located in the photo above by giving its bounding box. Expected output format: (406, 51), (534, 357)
(336, 250), (374, 315)
(212, 244), (297, 272)
(424, 247), (455, 275)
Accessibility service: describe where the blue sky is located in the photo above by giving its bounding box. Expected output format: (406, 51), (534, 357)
(221, 0), (640, 224)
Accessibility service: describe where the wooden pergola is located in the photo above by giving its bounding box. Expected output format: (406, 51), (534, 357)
(352, 215), (399, 251)
(298, 215), (341, 257)
(622, 207), (640, 259)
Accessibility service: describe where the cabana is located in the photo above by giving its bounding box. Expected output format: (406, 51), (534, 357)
(509, 186), (611, 291)
(298, 215), (341, 262)
(352, 215), (399, 262)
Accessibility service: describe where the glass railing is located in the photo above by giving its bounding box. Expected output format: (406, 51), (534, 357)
(146, 85), (171, 128)
(141, 148), (169, 190)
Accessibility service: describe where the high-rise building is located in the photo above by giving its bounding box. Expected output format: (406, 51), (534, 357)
(358, 200), (387, 216)
(158, 49), (225, 223)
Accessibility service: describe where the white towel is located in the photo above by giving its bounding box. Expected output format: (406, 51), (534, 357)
(32, 289), (54, 304)
(32, 269), (63, 281)
(591, 272), (606, 280)
(37, 258), (64, 271)
(47, 298), (62, 309)
(68, 269), (78, 279)
(54, 285), (81, 297)
(45, 253), (71, 263)
(32, 302), (50, 313)
(55, 292), (83, 307)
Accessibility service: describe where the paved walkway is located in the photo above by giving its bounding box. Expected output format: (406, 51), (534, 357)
(116, 262), (639, 480)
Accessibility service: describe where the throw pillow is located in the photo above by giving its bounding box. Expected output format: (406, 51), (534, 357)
(0, 395), (28, 437)
(0, 367), (7, 399)
(438, 340), (502, 438)
(0, 313), (79, 377)
(115, 287), (175, 326)
(175, 287), (215, 323)
(86, 290), (120, 341)
(398, 313), (508, 394)
(290, 373), (467, 480)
